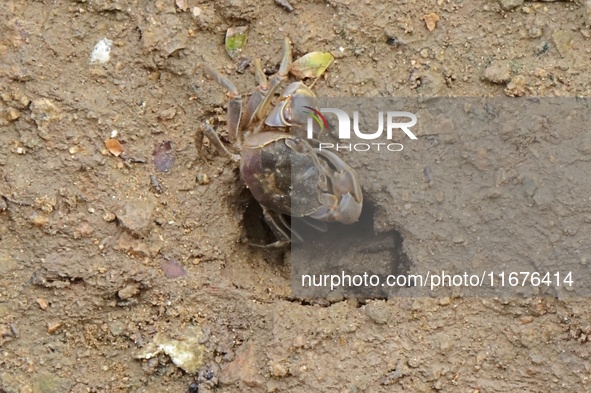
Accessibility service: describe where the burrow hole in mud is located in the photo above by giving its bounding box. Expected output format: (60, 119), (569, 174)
(241, 193), (413, 293)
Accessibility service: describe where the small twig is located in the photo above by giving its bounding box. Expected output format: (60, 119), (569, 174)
(120, 153), (147, 164)
(2, 195), (32, 207)
(275, 0), (294, 12)
(423, 166), (432, 184)
(9, 323), (20, 339)
(150, 175), (163, 194)
(236, 57), (251, 74)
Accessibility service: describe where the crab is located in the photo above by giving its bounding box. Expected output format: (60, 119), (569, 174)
(198, 38), (363, 246)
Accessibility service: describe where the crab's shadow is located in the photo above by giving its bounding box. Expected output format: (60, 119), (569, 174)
(243, 195), (413, 299)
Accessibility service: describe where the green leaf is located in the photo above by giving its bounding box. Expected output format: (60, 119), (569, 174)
(225, 26), (248, 59)
(290, 52), (334, 79)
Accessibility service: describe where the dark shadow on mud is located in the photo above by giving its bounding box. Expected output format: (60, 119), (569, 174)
(242, 193), (413, 300)
(241, 194), (278, 247)
(291, 198), (413, 299)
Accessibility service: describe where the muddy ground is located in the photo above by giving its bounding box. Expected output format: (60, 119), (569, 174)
(2, 0), (591, 392)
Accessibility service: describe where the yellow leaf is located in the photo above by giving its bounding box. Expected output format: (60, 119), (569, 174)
(290, 52), (334, 79)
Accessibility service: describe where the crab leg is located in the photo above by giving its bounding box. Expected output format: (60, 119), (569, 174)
(248, 38), (293, 133)
(199, 124), (240, 162)
(270, 37), (293, 93)
(241, 59), (270, 130)
(249, 209), (297, 248)
(202, 65), (243, 144)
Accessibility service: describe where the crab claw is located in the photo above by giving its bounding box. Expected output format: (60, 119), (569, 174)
(308, 191), (361, 224)
(308, 149), (363, 224)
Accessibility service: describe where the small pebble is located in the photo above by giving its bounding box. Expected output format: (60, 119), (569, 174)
(109, 321), (125, 336)
(552, 30), (573, 57)
(30, 213), (49, 227)
(197, 173), (210, 185)
(366, 301), (389, 325)
(497, 0), (523, 11)
(421, 13), (440, 31)
(407, 357), (421, 368)
(6, 107), (20, 121)
(103, 212), (117, 222)
(520, 316), (534, 324)
(118, 283), (141, 300)
(483, 61), (511, 84)
(90, 38), (112, 64)
(37, 298), (49, 310)
(176, 0), (188, 11)
(116, 201), (156, 236)
(504, 75), (526, 97)
(158, 108), (176, 120)
(292, 335), (305, 348)
(47, 321), (63, 334)
(77, 222), (94, 237)
(436, 191), (445, 203)
(529, 353), (544, 365)
(585, 0), (591, 25)
(269, 360), (288, 377)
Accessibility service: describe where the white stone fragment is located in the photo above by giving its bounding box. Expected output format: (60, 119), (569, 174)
(90, 38), (113, 64)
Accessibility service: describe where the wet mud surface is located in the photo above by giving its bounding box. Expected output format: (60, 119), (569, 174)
(1, 0), (591, 392)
